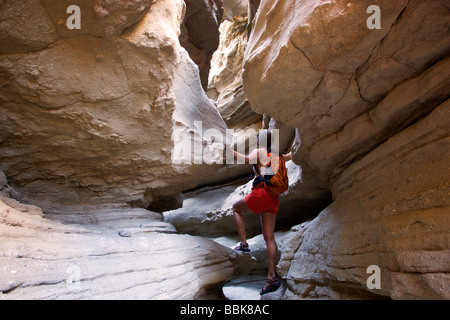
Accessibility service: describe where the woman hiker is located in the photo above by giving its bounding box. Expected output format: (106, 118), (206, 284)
(229, 129), (292, 295)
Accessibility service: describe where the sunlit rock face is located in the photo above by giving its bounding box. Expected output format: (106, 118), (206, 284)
(1, 0), (448, 301)
(243, 0), (450, 299)
(208, 17), (262, 129)
(277, 101), (450, 300)
(243, 0), (449, 185)
(0, 0), (227, 210)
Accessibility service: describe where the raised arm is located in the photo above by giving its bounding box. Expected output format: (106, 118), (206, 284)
(231, 149), (247, 164)
(232, 148), (258, 164)
(231, 148), (268, 165)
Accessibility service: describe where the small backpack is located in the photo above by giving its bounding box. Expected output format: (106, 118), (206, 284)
(253, 153), (289, 196)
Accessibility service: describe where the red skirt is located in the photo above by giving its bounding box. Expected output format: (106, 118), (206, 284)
(244, 187), (280, 215)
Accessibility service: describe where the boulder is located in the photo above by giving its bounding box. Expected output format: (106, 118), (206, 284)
(0, 0), (227, 210)
(243, 0), (450, 183)
(277, 101), (450, 299)
(0, 185), (241, 299)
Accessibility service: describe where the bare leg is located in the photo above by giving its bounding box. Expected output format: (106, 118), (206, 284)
(233, 198), (251, 245)
(260, 211), (277, 283)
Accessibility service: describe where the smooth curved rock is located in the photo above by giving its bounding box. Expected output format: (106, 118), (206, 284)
(243, 0), (450, 186)
(242, 0), (450, 299)
(0, 0), (227, 210)
(208, 17), (260, 128)
(0, 186), (240, 300)
(276, 100), (450, 300)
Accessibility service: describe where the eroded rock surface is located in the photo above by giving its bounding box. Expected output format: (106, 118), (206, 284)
(1, 0), (449, 301)
(243, 0), (450, 186)
(277, 102), (450, 299)
(0, 174), (240, 299)
(208, 17), (260, 128)
(242, 0), (450, 299)
(0, 0), (226, 210)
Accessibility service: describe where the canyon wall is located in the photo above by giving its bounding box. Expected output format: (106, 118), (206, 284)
(1, 0), (449, 300)
(180, 0), (223, 90)
(0, 0), (251, 299)
(0, 0), (226, 211)
(243, 0), (450, 299)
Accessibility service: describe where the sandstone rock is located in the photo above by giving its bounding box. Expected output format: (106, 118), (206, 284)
(204, 15), (266, 186)
(242, 0), (450, 300)
(357, 0), (450, 103)
(242, 0), (449, 170)
(246, 0), (261, 39)
(244, 0), (404, 145)
(276, 101), (450, 299)
(222, 275), (268, 300)
(0, 0), (227, 210)
(0, 171), (7, 188)
(309, 56), (450, 184)
(208, 17), (261, 128)
(39, 0), (153, 40)
(164, 178), (252, 238)
(0, 0), (59, 54)
(222, 0), (248, 22)
(1, 0), (448, 301)
(0, 194), (241, 299)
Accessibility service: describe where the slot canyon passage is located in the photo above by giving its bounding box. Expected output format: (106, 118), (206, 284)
(0, 0), (449, 300)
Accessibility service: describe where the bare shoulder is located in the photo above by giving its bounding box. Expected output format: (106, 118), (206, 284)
(257, 148), (271, 165)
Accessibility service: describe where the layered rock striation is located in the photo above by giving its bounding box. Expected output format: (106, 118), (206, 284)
(1, 0), (449, 301)
(0, 171), (242, 299)
(243, 0), (450, 299)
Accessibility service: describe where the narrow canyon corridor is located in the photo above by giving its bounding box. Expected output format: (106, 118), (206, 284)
(0, 0), (449, 301)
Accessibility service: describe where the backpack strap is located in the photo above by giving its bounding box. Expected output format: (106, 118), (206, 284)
(252, 151), (276, 190)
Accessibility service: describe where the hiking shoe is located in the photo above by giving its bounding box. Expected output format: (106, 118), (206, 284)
(260, 277), (281, 295)
(234, 242), (250, 252)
